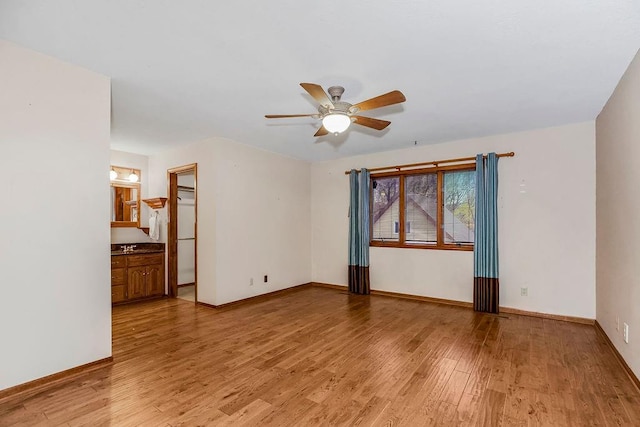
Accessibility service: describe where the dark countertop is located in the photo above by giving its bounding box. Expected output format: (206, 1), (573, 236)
(111, 242), (165, 256)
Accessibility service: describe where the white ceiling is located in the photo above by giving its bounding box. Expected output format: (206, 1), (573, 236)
(1, 1), (639, 162)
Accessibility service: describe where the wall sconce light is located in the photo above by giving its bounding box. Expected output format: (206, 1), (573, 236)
(110, 165), (141, 183)
(128, 170), (139, 182)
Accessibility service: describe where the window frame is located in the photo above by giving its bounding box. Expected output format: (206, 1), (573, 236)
(370, 163), (475, 251)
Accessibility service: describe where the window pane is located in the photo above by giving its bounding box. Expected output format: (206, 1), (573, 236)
(371, 176), (400, 242)
(405, 174), (437, 244)
(443, 170), (475, 244)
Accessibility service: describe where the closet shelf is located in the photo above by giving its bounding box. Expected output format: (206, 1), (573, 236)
(142, 197), (168, 209)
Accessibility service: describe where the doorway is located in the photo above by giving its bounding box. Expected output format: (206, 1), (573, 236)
(167, 164), (197, 302)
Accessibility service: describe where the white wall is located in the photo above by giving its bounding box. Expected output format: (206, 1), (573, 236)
(110, 149), (153, 244)
(596, 49), (640, 378)
(312, 122), (596, 319)
(0, 40), (111, 390)
(148, 140), (215, 301)
(149, 137), (312, 305)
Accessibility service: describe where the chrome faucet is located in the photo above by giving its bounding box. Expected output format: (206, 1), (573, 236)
(122, 245), (137, 253)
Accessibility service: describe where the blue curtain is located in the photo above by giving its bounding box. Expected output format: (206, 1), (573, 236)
(474, 153), (499, 313)
(348, 169), (370, 294)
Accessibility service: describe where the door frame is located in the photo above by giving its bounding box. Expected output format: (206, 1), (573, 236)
(167, 163), (198, 301)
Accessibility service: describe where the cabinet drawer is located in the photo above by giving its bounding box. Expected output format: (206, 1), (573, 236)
(111, 285), (127, 303)
(111, 268), (126, 286)
(127, 254), (164, 267)
(111, 256), (126, 268)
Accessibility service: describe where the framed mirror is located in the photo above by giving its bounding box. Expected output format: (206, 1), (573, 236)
(110, 166), (141, 228)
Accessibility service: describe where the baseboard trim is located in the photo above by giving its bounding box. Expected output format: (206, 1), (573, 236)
(370, 288), (474, 309)
(595, 320), (640, 393)
(0, 356), (113, 403)
(198, 282), (593, 325)
(310, 282), (594, 325)
(311, 282), (472, 309)
(196, 301), (217, 309)
(311, 282), (348, 291)
(499, 306), (594, 325)
(196, 283), (312, 310)
(178, 282), (195, 288)
(112, 294), (166, 306)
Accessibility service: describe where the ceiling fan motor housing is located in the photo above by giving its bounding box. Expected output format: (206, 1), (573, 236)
(319, 101), (353, 116)
(327, 86), (345, 102)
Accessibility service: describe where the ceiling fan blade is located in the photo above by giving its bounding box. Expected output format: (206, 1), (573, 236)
(265, 114), (316, 118)
(300, 83), (334, 108)
(353, 116), (391, 130)
(352, 90), (406, 112)
(314, 126), (329, 137)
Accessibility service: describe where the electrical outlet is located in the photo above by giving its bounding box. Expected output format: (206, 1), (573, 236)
(250, 278), (253, 286)
(520, 287), (528, 297)
(616, 316), (620, 331)
(624, 323), (629, 344)
(264, 275), (268, 283)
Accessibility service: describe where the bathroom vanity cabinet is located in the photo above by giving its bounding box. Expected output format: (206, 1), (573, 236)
(111, 244), (165, 304)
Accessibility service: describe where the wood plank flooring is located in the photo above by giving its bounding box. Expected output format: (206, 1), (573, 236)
(2, 286), (639, 426)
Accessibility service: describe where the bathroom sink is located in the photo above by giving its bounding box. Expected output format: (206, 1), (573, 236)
(111, 249), (163, 256)
(110, 243), (165, 256)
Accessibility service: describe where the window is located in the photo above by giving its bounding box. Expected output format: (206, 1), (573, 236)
(405, 173), (437, 245)
(443, 170), (475, 245)
(370, 165), (475, 250)
(371, 176), (399, 242)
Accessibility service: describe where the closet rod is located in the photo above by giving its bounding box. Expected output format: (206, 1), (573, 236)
(344, 151), (515, 175)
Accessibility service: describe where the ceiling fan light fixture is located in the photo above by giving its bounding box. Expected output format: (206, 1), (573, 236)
(322, 113), (351, 134)
(265, 83), (406, 137)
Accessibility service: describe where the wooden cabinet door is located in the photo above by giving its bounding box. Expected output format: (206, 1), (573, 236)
(111, 285), (127, 303)
(146, 264), (165, 296)
(127, 266), (147, 299)
(111, 268), (126, 286)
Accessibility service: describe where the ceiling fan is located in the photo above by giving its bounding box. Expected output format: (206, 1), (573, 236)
(265, 83), (406, 137)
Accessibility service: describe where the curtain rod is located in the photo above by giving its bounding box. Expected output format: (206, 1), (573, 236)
(343, 151), (515, 175)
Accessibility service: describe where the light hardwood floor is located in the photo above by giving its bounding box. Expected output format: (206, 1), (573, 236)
(2, 286), (639, 426)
